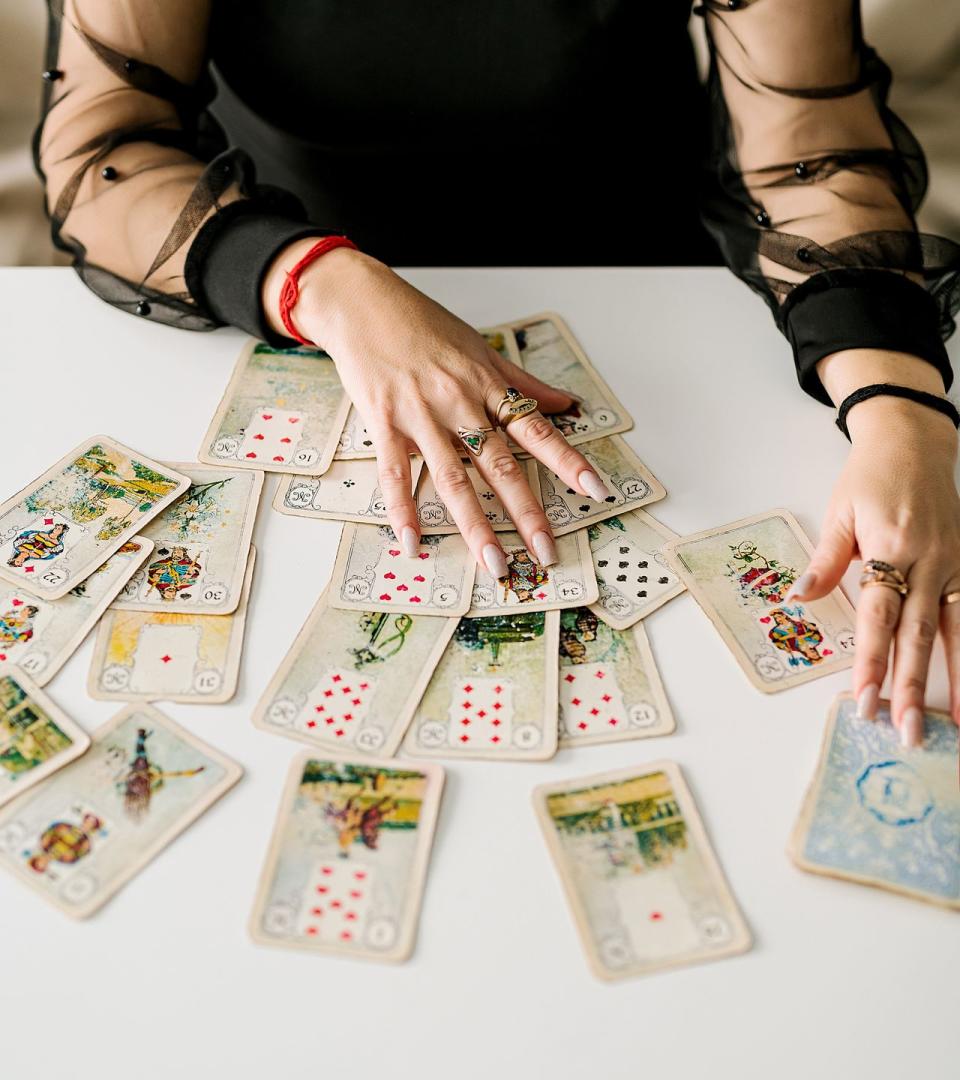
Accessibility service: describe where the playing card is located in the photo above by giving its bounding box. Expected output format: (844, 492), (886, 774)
(0, 671), (90, 809)
(538, 436), (665, 536)
(402, 611), (560, 761)
(533, 761), (752, 979)
(249, 754), (444, 962)
(0, 702), (241, 917)
(0, 437), (189, 600)
(329, 524), (475, 617)
(253, 589), (458, 755)
(274, 457), (424, 524)
(199, 341), (350, 475)
(507, 312), (633, 444)
(88, 548), (256, 703)
(789, 694), (959, 910)
(662, 509), (856, 692)
(467, 530), (598, 616)
(588, 510), (685, 629)
(111, 465), (262, 615)
(558, 608), (674, 747)
(0, 537), (152, 686)
(481, 325), (523, 368)
(334, 405), (377, 460)
(416, 460), (541, 534)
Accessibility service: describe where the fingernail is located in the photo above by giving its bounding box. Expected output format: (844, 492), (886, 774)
(532, 530), (558, 567)
(483, 543), (508, 579)
(901, 707), (923, 748)
(786, 571), (816, 602)
(401, 526), (419, 558)
(856, 683), (879, 721)
(579, 470), (609, 502)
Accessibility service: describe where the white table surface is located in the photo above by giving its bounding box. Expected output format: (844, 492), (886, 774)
(0, 267), (956, 1080)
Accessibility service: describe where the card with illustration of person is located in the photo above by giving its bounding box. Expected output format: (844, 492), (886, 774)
(199, 340), (350, 475)
(88, 548), (255, 704)
(0, 437), (189, 600)
(537, 436), (665, 536)
(0, 702), (241, 918)
(662, 509), (856, 692)
(588, 510), (685, 629)
(249, 754), (444, 962)
(789, 694), (959, 911)
(466, 530), (597, 616)
(557, 608), (674, 748)
(533, 761), (752, 980)
(253, 590), (457, 756)
(274, 457), (424, 525)
(402, 611), (560, 761)
(329, 524), (475, 617)
(0, 537), (152, 686)
(415, 460), (541, 534)
(111, 465), (262, 616)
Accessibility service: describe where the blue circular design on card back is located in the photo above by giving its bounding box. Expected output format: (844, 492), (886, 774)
(856, 761), (933, 826)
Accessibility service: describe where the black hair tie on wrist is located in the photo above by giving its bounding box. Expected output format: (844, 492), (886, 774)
(835, 383), (960, 441)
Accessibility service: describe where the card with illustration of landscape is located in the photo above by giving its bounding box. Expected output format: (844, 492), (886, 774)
(533, 761), (752, 980)
(199, 341), (350, 475)
(253, 591), (457, 756)
(402, 611), (560, 761)
(249, 754), (444, 962)
(0, 437), (189, 600)
(416, 460), (541, 534)
(663, 510), (856, 692)
(0, 702), (241, 918)
(274, 457), (424, 525)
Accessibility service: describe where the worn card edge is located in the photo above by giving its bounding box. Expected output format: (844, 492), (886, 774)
(272, 457), (424, 525)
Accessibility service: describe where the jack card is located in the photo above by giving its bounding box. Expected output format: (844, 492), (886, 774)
(416, 460), (541, 534)
(274, 457), (424, 525)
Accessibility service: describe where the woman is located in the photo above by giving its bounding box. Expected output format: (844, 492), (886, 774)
(35, 1), (960, 743)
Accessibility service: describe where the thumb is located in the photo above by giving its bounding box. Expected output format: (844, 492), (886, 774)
(488, 350), (575, 415)
(786, 509), (856, 604)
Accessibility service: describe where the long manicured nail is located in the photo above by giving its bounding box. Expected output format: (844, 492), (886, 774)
(579, 470), (609, 502)
(786, 570), (817, 602)
(401, 526), (419, 558)
(532, 530), (558, 567)
(901, 707), (923, 748)
(483, 543), (508, 579)
(856, 683), (879, 721)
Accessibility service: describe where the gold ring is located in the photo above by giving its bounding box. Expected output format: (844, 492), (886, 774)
(495, 387), (538, 426)
(457, 425), (494, 457)
(859, 559), (909, 597)
(941, 590), (960, 606)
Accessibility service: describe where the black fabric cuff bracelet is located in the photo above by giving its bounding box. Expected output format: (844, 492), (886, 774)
(835, 383), (960, 440)
(779, 270), (954, 406)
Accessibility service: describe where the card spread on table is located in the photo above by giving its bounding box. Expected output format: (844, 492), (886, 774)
(334, 404), (376, 460)
(88, 547), (256, 703)
(662, 509), (856, 692)
(253, 590), (458, 756)
(199, 341), (349, 475)
(415, 460), (541, 534)
(274, 457), (424, 524)
(111, 464), (262, 615)
(0, 671), (90, 809)
(533, 761), (752, 979)
(0, 703), (241, 918)
(790, 694), (959, 910)
(588, 510), (684, 629)
(329, 524), (475, 617)
(481, 324), (524, 368)
(467, 529), (597, 616)
(249, 754), (444, 962)
(558, 608), (674, 747)
(402, 611), (559, 760)
(0, 537), (152, 686)
(0, 437), (189, 600)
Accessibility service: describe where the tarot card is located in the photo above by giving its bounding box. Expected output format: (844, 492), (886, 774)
(0, 537), (152, 686)
(507, 312), (633, 444)
(588, 510), (685, 629)
(416, 460), (541, 534)
(0, 671), (90, 809)
(199, 341), (350, 475)
(789, 694), (959, 910)
(274, 457), (424, 525)
(533, 761), (751, 979)
(249, 753), (444, 961)
(481, 324), (523, 368)
(111, 465), (262, 615)
(467, 530), (598, 616)
(334, 405), (377, 461)
(402, 611), (560, 761)
(0, 437), (189, 600)
(662, 510), (856, 692)
(329, 524), (475, 617)
(253, 590), (457, 756)
(0, 702), (241, 917)
(558, 608), (674, 747)
(538, 436), (665, 536)
(88, 548), (256, 703)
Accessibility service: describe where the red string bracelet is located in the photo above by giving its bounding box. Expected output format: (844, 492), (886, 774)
(277, 235), (358, 346)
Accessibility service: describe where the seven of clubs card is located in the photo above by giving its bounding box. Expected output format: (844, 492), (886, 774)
(274, 457), (424, 524)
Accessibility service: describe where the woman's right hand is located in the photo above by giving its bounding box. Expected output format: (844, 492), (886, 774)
(262, 240), (610, 577)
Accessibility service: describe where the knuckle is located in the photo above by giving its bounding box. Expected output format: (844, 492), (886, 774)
(485, 453), (524, 485)
(513, 504), (548, 530)
(869, 595), (902, 633)
(432, 461), (473, 498)
(895, 673), (928, 695)
(377, 463), (408, 487)
(522, 415), (557, 446)
(903, 615), (938, 649)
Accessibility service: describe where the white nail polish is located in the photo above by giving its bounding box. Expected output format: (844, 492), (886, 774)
(579, 470), (609, 502)
(401, 526), (419, 558)
(532, 530), (558, 567)
(483, 544), (508, 579)
(901, 707), (923, 748)
(856, 683), (879, 721)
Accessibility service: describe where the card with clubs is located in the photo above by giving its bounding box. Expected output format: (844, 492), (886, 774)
(275, 457), (424, 524)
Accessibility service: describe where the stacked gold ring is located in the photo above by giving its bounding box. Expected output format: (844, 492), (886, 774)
(456, 425), (495, 457)
(859, 559), (909, 597)
(941, 590), (960, 606)
(495, 387), (538, 426)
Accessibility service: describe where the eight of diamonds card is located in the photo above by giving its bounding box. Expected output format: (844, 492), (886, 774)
(662, 509), (856, 692)
(274, 457), (424, 525)
(415, 460), (541, 534)
(253, 591), (457, 756)
(0, 703), (241, 918)
(558, 607), (674, 748)
(249, 754), (444, 962)
(402, 612), (560, 761)
(199, 341), (349, 475)
(533, 761), (751, 980)
(0, 437), (189, 599)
